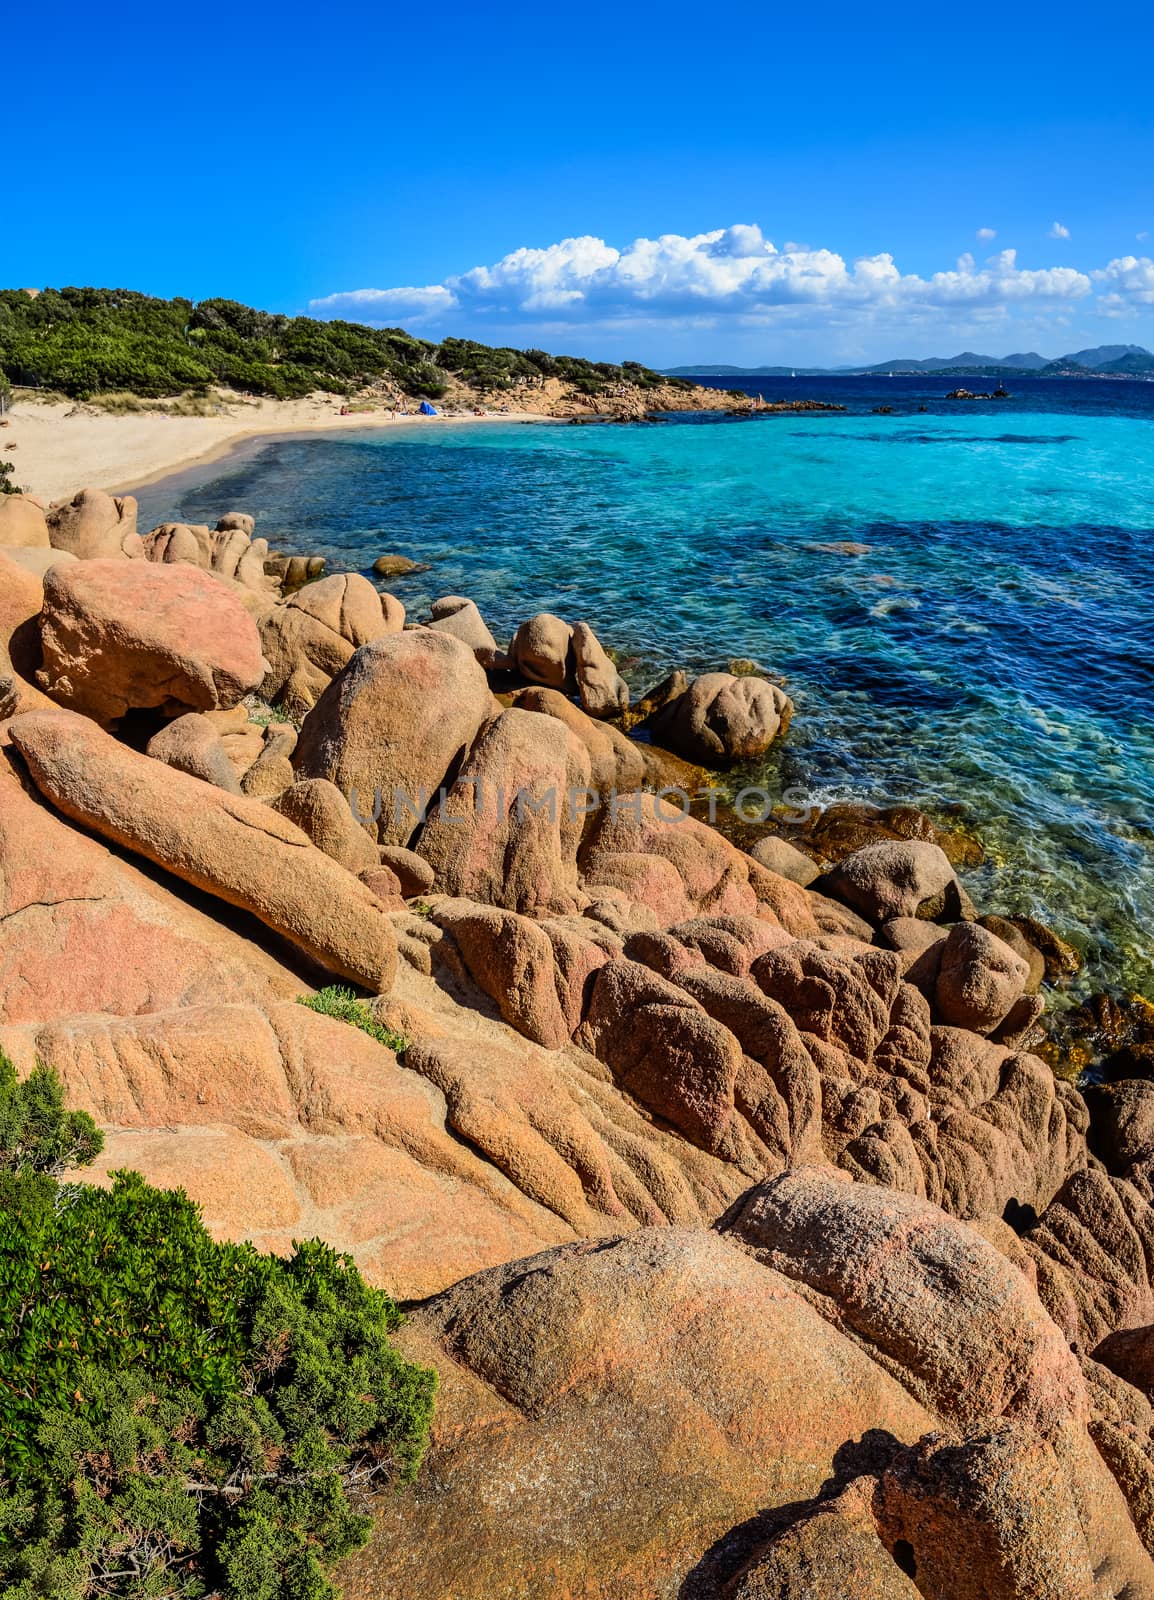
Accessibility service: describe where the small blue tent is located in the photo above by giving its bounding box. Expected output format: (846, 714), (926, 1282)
(419, 400), (438, 415)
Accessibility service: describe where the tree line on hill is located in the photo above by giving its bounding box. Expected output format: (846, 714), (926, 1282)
(0, 287), (684, 403)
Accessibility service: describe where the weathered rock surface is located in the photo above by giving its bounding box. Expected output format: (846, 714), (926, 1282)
(0, 546), (79, 578)
(239, 721), (297, 798)
(377, 844), (435, 898)
(8, 709), (397, 991)
(37, 558), (264, 725)
(0, 550), (47, 686)
(646, 671), (792, 765)
(427, 595), (501, 667)
(341, 1228), (936, 1600)
(269, 777), (380, 874)
(293, 629), (495, 845)
(510, 611), (573, 688)
(432, 900), (601, 1048)
(0, 736), (304, 1024)
(0, 1000), (574, 1298)
(341, 1176), (1154, 1600)
(823, 839), (959, 924)
(10, 526), (1154, 1594)
(264, 552), (326, 591)
(1084, 1080), (1154, 1172)
(572, 619), (628, 718)
(874, 1423), (1101, 1600)
(259, 572), (400, 717)
(935, 921), (1030, 1034)
(0, 493), (50, 548)
(581, 791), (819, 934)
(726, 1167), (1084, 1430)
(722, 1478), (921, 1600)
(145, 712), (241, 792)
(416, 707), (591, 913)
(749, 834), (821, 886)
(513, 685), (647, 793)
(47, 488), (139, 559)
(142, 520), (272, 593)
(1019, 1168), (1154, 1352)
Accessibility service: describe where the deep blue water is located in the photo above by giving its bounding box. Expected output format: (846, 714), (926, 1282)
(138, 377), (1154, 999)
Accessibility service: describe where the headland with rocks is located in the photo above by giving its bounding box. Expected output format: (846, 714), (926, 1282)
(3, 483), (1154, 1597)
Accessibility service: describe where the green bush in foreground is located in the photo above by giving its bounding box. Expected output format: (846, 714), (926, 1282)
(297, 987), (409, 1053)
(0, 1053), (435, 1600)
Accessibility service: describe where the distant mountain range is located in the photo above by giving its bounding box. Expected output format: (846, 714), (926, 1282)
(662, 345), (1154, 379)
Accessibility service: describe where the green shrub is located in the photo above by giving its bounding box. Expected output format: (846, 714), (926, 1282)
(0, 285), (669, 406)
(297, 987), (408, 1053)
(0, 1051), (103, 1177)
(0, 1058), (434, 1600)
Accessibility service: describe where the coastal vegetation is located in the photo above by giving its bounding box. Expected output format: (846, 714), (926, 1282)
(0, 374), (18, 494)
(0, 287), (684, 404)
(0, 1052), (435, 1600)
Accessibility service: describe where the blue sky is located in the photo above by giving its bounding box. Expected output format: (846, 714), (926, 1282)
(11, 0), (1154, 364)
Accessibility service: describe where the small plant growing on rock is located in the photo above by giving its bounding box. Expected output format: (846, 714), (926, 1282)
(297, 986), (409, 1052)
(0, 1057), (434, 1599)
(245, 697), (297, 728)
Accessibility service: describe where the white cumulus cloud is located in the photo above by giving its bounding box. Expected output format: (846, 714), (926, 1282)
(1093, 255), (1154, 309)
(1048, 221), (1071, 240)
(976, 227), (997, 241)
(310, 226), (1093, 333)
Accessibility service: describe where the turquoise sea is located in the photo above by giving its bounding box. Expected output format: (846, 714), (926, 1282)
(138, 377), (1154, 1001)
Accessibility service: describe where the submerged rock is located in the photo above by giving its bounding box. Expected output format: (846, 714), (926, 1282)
(372, 552), (427, 577)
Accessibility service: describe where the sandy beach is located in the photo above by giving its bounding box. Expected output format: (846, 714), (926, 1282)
(1, 392), (546, 503)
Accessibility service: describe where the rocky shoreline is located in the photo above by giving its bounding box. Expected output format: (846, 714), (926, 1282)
(4, 485), (1154, 1596)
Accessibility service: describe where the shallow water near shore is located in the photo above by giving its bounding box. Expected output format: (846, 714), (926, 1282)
(138, 377), (1154, 1001)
